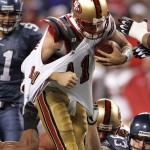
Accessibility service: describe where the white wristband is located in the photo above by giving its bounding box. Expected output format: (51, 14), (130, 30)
(122, 46), (133, 61)
(129, 21), (148, 43)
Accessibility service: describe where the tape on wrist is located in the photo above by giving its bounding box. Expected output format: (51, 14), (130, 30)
(122, 46), (133, 61)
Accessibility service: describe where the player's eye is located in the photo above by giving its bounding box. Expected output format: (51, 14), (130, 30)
(0, 12), (17, 16)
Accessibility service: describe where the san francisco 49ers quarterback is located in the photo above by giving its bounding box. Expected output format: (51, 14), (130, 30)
(21, 0), (133, 149)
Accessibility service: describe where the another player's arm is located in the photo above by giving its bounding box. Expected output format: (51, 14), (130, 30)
(14, 130), (39, 150)
(0, 131), (38, 150)
(85, 104), (101, 150)
(85, 124), (100, 150)
(117, 17), (150, 49)
(85, 104), (110, 150)
(2, 130), (39, 150)
(0, 102), (39, 150)
(16, 102), (40, 150)
(142, 33), (150, 49)
(85, 124), (109, 150)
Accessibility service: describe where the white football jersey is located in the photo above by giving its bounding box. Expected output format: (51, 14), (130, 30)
(21, 14), (116, 116)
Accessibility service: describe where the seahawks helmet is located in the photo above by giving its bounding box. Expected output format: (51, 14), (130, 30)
(0, 0), (23, 34)
(129, 112), (150, 150)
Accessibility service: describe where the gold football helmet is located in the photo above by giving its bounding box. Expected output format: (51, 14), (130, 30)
(72, 0), (109, 39)
(96, 98), (121, 141)
(96, 98), (121, 131)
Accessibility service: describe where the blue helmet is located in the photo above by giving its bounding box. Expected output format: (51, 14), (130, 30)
(128, 112), (150, 150)
(0, 0), (23, 34)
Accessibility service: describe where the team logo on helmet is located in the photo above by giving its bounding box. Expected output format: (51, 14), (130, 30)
(73, 0), (82, 14)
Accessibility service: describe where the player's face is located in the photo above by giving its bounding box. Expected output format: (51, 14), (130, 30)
(97, 130), (107, 142)
(131, 139), (150, 150)
(0, 12), (17, 34)
(97, 128), (117, 142)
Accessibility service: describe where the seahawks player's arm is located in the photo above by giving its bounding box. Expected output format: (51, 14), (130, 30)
(15, 102), (39, 150)
(85, 104), (110, 150)
(117, 17), (150, 49)
(110, 29), (133, 62)
(15, 130), (39, 150)
(0, 130), (38, 150)
(142, 33), (150, 49)
(85, 124), (110, 150)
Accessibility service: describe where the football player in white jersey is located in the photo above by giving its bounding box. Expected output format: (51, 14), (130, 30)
(21, 0), (132, 149)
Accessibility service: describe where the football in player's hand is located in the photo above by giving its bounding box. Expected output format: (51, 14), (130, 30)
(94, 40), (121, 57)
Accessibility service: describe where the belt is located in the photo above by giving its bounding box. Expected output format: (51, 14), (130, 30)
(0, 101), (16, 109)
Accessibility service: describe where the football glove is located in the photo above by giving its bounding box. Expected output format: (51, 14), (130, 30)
(117, 17), (148, 42)
(117, 17), (134, 35)
(87, 104), (99, 125)
(133, 42), (150, 59)
(23, 101), (40, 132)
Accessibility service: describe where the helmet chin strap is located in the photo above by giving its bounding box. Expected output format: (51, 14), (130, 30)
(93, 16), (106, 25)
(82, 31), (100, 39)
(96, 19), (106, 32)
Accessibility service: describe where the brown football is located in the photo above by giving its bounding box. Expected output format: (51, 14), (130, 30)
(94, 40), (121, 57)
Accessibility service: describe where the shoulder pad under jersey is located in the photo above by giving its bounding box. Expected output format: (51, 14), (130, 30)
(41, 16), (81, 50)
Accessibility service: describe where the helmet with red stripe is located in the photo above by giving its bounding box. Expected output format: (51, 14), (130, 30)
(96, 98), (121, 141)
(72, 0), (109, 39)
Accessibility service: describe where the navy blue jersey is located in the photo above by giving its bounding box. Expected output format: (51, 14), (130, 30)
(101, 134), (128, 150)
(0, 22), (42, 104)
